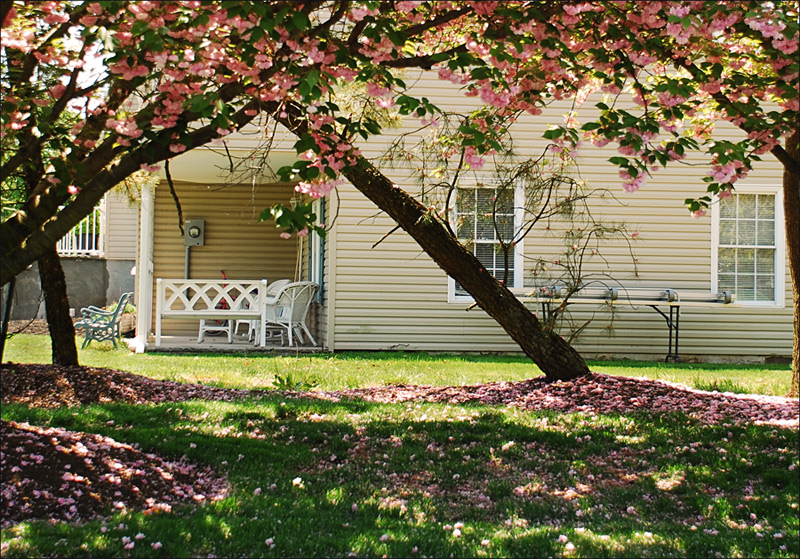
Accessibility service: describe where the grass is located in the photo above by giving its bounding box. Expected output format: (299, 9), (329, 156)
(1, 335), (798, 557)
(2, 334), (794, 395)
(2, 397), (798, 558)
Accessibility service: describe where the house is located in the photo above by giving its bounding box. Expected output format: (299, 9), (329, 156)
(4, 190), (138, 321)
(132, 72), (792, 363)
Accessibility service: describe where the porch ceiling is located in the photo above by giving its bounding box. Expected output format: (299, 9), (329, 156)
(159, 146), (298, 184)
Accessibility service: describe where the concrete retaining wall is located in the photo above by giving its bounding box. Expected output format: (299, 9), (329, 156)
(1, 258), (135, 320)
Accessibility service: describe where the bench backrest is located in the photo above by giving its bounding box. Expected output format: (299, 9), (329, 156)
(157, 279), (267, 313)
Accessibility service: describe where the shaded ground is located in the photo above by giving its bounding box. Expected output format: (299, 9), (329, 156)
(5, 319), (51, 336)
(1, 362), (797, 528)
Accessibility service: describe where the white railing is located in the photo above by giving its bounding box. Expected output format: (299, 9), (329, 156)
(57, 200), (105, 257)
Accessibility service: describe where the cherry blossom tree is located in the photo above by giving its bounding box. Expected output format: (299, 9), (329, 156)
(1, 1), (797, 390)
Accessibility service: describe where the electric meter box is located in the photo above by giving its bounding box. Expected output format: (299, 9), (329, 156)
(184, 219), (205, 246)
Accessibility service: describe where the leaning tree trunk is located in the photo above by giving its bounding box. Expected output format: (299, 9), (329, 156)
(38, 246), (79, 367)
(784, 130), (799, 398)
(343, 158), (589, 381)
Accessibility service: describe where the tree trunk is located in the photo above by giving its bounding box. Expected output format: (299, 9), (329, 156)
(38, 247), (79, 366)
(783, 130), (799, 398)
(0, 277), (15, 362)
(343, 158), (589, 381)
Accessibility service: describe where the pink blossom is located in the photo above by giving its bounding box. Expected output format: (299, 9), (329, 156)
(366, 83), (390, 98)
(395, 1), (422, 12)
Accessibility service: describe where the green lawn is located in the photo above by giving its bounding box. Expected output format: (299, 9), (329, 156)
(2, 334), (793, 395)
(2, 335), (797, 558)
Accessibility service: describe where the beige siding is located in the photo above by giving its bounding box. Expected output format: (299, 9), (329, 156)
(151, 181), (303, 337)
(327, 71), (792, 361)
(104, 191), (138, 260)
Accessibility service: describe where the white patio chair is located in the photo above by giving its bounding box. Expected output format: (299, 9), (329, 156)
(264, 281), (319, 347)
(237, 279), (292, 342)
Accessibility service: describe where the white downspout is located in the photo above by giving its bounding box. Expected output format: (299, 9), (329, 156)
(132, 183), (155, 353)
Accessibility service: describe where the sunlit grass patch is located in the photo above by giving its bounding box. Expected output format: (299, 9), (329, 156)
(4, 334), (793, 395)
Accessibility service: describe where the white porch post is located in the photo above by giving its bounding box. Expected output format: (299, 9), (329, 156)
(133, 183), (155, 353)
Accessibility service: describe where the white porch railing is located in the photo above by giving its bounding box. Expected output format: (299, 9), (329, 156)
(57, 200), (105, 257)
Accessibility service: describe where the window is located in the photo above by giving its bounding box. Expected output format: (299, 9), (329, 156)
(450, 185), (523, 299)
(713, 189), (784, 306)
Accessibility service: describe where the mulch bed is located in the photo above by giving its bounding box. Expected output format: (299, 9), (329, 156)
(5, 319), (51, 336)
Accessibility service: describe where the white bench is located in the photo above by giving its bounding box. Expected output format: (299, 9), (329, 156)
(155, 279), (269, 347)
(512, 284), (737, 362)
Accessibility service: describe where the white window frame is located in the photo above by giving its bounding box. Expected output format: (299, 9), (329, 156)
(448, 182), (525, 302)
(710, 184), (785, 308)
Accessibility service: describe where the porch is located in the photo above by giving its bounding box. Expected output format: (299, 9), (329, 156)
(133, 179), (326, 354)
(137, 334), (324, 354)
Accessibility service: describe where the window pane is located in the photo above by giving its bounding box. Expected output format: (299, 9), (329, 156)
(496, 215), (514, 240)
(757, 194), (775, 219)
(737, 275), (755, 301)
(476, 217), (496, 239)
(737, 220), (756, 245)
(718, 248), (736, 274)
(719, 196), (736, 218)
(755, 248), (775, 275)
(757, 220), (774, 245)
(457, 214), (475, 239)
(719, 220), (735, 245)
(738, 248), (754, 274)
(738, 194), (756, 218)
(756, 276), (775, 301)
(718, 273), (735, 292)
(456, 189), (475, 212)
(475, 242), (497, 269)
(476, 189), (495, 214)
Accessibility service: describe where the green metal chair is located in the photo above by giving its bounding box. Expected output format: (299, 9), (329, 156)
(74, 292), (133, 348)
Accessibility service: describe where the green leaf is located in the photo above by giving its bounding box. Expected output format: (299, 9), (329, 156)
(291, 11), (310, 30)
(543, 128), (564, 140)
(305, 166), (320, 181)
